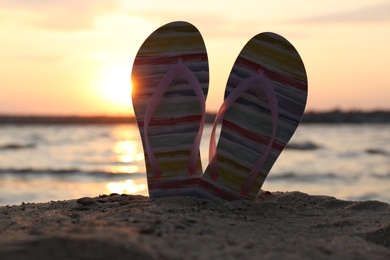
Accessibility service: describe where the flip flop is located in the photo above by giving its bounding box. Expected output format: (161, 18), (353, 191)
(198, 32), (307, 200)
(131, 21), (209, 199)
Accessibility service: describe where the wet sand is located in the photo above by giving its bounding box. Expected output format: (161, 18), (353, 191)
(0, 191), (389, 259)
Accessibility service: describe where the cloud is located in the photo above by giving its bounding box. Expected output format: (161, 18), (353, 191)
(291, 2), (390, 24)
(0, 0), (123, 31)
(126, 9), (265, 40)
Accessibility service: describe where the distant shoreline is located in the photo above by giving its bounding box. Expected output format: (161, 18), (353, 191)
(0, 110), (389, 124)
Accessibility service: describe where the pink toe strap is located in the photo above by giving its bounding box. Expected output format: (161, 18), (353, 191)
(144, 59), (206, 179)
(208, 70), (278, 195)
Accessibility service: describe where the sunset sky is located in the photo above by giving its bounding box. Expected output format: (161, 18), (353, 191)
(1, 0), (389, 116)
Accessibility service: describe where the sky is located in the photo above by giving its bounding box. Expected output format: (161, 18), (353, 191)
(0, 0), (389, 116)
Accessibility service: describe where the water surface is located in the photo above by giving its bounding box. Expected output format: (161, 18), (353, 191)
(0, 124), (389, 205)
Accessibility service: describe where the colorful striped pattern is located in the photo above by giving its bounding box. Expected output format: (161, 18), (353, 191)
(131, 21), (209, 199)
(198, 32), (307, 200)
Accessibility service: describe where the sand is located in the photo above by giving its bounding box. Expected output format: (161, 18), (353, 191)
(0, 191), (389, 260)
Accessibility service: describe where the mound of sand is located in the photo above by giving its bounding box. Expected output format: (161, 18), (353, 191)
(1, 191), (389, 259)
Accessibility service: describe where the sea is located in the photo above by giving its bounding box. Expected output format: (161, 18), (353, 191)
(0, 123), (389, 206)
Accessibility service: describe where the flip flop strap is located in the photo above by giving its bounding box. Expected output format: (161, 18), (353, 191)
(209, 70), (278, 195)
(144, 59), (206, 179)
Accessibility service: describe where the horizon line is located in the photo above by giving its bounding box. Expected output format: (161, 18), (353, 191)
(1, 110), (390, 125)
(1, 108), (390, 118)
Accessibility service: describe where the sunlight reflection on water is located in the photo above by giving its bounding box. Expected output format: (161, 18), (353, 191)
(105, 179), (147, 194)
(107, 166), (140, 174)
(104, 126), (147, 196)
(108, 128), (145, 174)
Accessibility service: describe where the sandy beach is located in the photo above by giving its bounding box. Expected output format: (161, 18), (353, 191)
(0, 191), (389, 259)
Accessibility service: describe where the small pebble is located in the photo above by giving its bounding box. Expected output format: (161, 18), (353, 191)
(186, 219), (197, 224)
(224, 203), (236, 211)
(126, 218), (139, 223)
(139, 226), (155, 234)
(174, 224), (186, 230)
(76, 197), (94, 206)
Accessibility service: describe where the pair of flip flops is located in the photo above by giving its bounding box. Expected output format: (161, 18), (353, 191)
(131, 21), (307, 200)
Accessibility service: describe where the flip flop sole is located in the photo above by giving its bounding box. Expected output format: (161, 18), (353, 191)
(132, 21), (209, 199)
(199, 32), (307, 200)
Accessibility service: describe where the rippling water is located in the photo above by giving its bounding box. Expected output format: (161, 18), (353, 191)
(0, 123), (389, 205)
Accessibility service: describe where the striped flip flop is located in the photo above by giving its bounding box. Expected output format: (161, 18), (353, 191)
(131, 21), (209, 199)
(198, 32), (307, 200)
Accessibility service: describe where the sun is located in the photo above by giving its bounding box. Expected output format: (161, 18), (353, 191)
(97, 63), (133, 108)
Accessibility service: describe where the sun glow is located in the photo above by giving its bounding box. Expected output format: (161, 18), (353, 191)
(97, 63), (133, 108)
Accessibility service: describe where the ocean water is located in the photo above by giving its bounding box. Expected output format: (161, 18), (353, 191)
(0, 123), (389, 206)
